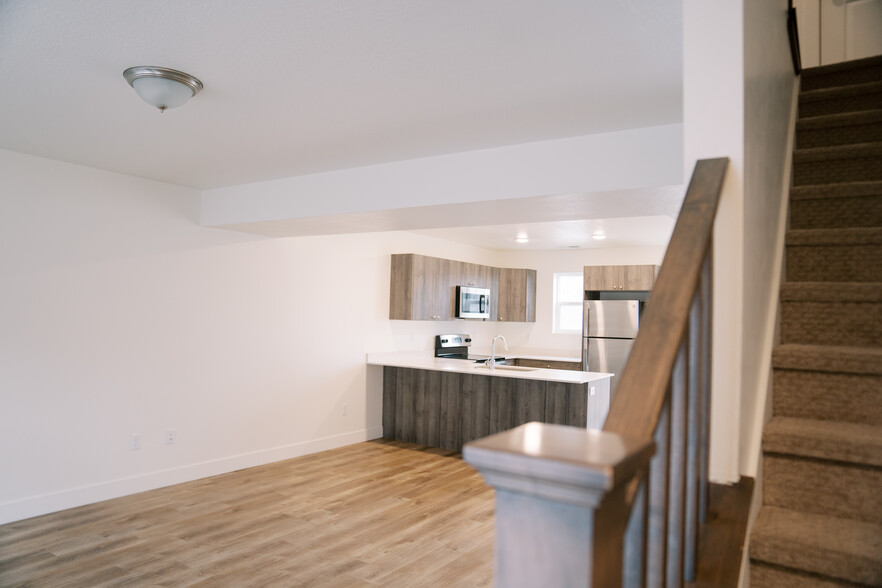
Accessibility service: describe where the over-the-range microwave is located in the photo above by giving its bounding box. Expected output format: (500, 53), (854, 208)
(456, 286), (490, 319)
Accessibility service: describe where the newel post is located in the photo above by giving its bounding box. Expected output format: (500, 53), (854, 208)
(463, 422), (654, 588)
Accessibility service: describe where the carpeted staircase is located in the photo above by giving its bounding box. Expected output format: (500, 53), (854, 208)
(749, 55), (882, 587)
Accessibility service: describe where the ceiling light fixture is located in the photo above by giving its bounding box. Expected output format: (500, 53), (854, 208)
(592, 233), (607, 241)
(123, 66), (203, 113)
(515, 234), (529, 244)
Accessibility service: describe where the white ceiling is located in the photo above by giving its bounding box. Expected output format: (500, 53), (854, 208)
(0, 0), (682, 191)
(415, 216), (676, 251)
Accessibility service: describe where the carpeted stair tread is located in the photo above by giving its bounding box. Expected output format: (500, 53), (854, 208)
(780, 281), (882, 302)
(764, 452), (882, 525)
(794, 141), (882, 161)
(797, 108), (882, 131)
(786, 226), (882, 245)
(798, 80), (882, 118)
(796, 109), (882, 149)
(750, 506), (882, 586)
(780, 298), (881, 347)
(792, 141), (882, 185)
(800, 54), (882, 92)
(763, 416), (882, 466)
(772, 343), (882, 375)
(773, 368), (882, 427)
(789, 180), (882, 200)
(789, 181), (882, 229)
(751, 562), (870, 588)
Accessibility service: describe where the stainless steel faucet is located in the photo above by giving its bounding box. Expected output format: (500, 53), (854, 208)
(489, 335), (508, 368)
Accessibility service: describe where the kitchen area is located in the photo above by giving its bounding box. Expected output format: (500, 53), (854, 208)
(368, 253), (657, 451)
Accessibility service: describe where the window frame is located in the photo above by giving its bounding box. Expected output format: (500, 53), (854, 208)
(552, 272), (584, 335)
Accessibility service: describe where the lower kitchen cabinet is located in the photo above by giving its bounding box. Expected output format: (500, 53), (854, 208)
(382, 367), (605, 451)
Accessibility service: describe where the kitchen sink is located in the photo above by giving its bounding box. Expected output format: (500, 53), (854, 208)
(474, 364), (539, 372)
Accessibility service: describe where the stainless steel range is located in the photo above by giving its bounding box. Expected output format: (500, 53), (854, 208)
(434, 333), (503, 363)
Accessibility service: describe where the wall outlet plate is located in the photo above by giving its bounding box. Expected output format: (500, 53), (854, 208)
(130, 433), (141, 450)
(165, 429), (176, 445)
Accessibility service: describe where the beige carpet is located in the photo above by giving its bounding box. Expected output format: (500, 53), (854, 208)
(750, 54), (882, 587)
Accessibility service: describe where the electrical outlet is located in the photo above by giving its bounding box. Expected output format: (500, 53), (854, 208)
(130, 433), (141, 451)
(342, 403), (348, 416)
(165, 429), (176, 445)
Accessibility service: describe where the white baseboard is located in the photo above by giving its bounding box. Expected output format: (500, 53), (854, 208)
(0, 426), (385, 525)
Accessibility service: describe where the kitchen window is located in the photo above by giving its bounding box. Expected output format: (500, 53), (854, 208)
(553, 272), (583, 334)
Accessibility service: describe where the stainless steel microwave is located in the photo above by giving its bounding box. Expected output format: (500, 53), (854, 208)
(456, 286), (490, 319)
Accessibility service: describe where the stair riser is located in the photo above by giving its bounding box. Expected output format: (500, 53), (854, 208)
(799, 90), (882, 118)
(773, 369), (882, 426)
(790, 195), (882, 229)
(793, 154), (882, 185)
(786, 244), (882, 282)
(750, 562), (853, 588)
(797, 119), (882, 148)
(780, 301), (882, 347)
(801, 63), (882, 92)
(763, 455), (882, 525)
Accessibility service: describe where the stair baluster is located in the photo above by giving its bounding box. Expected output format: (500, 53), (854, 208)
(464, 158), (729, 587)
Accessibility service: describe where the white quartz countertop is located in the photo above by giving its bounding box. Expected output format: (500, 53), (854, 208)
(366, 351), (612, 385)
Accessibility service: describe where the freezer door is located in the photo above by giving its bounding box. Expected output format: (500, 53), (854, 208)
(583, 337), (635, 394)
(583, 300), (640, 338)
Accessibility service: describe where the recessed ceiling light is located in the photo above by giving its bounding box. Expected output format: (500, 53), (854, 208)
(515, 234), (529, 244)
(592, 233), (607, 241)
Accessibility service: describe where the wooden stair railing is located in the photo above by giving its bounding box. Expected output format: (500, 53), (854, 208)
(464, 157), (729, 587)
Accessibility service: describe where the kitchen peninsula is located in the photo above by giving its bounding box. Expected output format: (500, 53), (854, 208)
(367, 351), (612, 452)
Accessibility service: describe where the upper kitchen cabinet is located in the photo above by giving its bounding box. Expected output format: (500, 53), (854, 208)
(497, 268), (537, 322)
(460, 261), (499, 319)
(390, 254), (533, 322)
(583, 264), (657, 291)
(390, 254), (455, 320)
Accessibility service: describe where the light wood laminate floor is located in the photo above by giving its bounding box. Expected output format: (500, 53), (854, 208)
(0, 440), (495, 587)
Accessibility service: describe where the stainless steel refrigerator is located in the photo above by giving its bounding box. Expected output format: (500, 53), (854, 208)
(582, 300), (642, 395)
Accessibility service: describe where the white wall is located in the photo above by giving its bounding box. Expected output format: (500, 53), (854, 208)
(683, 0), (797, 484)
(740, 0), (799, 477)
(0, 149), (670, 524)
(684, 0), (746, 485)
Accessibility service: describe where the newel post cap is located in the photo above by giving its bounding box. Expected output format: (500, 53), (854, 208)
(463, 422), (654, 507)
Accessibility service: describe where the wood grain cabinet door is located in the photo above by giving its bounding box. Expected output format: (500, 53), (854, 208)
(583, 265), (623, 291)
(497, 268), (536, 322)
(621, 265), (656, 290)
(389, 254), (454, 320)
(584, 264), (657, 291)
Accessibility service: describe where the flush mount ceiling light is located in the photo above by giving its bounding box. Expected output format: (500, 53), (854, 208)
(592, 232), (607, 241)
(515, 234), (529, 244)
(123, 66), (203, 113)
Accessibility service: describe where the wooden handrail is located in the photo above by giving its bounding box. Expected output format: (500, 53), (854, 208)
(464, 157), (729, 587)
(604, 157), (728, 439)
